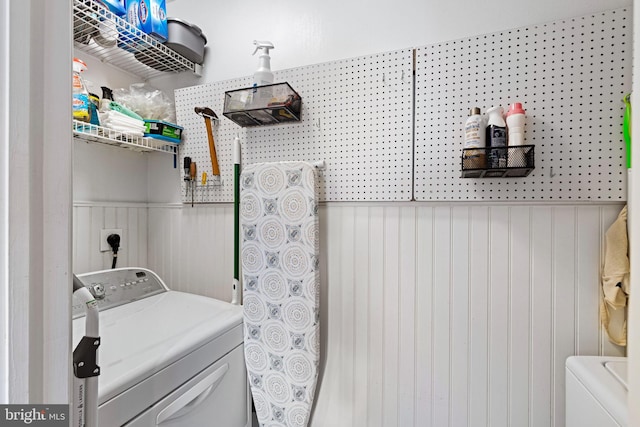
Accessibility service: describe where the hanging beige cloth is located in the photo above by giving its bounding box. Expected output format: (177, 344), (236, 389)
(600, 205), (629, 346)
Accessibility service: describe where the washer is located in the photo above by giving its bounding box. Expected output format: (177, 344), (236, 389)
(566, 356), (628, 427)
(72, 268), (249, 427)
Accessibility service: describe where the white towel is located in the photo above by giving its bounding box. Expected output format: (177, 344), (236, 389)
(600, 205), (629, 346)
(103, 124), (144, 137)
(99, 110), (146, 134)
(100, 110), (145, 127)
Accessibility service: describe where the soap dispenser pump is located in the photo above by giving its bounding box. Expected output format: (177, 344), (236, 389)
(252, 40), (275, 87)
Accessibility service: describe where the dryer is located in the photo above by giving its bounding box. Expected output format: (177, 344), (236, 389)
(72, 268), (249, 426)
(566, 356), (628, 427)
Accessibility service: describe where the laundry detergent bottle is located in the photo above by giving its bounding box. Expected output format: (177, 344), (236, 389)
(506, 102), (526, 146)
(72, 58), (91, 123)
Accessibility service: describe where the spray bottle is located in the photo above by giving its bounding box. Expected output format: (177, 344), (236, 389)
(72, 58), (91, 123)
(252, 40), (275, 87)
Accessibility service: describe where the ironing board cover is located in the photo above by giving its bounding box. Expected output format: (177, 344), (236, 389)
(241, 162), (320, 427)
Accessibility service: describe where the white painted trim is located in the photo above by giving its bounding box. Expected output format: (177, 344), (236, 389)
(76, 200), (628, 210)
(0, 0), (10, 403)
(41, 0), (73, 404)
(74, 201), (185, 209)
(74, 201), (154, 208)
(628, 0), (640, 422)
(6, 0), (32, 403)
(319, 201), (626, 208)
(0, 0), (72, 405)
(146, 203), (186, 208)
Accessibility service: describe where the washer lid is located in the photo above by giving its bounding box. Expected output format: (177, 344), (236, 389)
(605, 360), (628, 390)
(73, 290), (242, 404)
(566, 356), (628, 425)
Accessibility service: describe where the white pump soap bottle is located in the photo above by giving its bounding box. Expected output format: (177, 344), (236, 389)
(252, 40), (275, 87)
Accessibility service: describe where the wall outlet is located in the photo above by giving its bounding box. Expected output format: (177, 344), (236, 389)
(100, 229), (123, 252)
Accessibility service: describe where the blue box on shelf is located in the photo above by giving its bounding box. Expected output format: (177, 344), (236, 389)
(119, 0), (145, 52)
(100, 0), (126, 16)
(124, 0), (143, 30)
(144, 120), (182, 144)
(148, 0), (168, 42)
(124, 0), (167, 43)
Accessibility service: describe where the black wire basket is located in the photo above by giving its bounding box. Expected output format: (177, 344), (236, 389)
(461, 145), (535, 178)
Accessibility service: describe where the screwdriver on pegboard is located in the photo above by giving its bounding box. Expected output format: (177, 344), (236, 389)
(183, 156), (192, 197)
(190, 161), (197, 207)
(201, 172), (207, 202)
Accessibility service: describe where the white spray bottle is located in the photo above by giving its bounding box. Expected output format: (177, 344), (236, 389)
(252, 40), (275, 87)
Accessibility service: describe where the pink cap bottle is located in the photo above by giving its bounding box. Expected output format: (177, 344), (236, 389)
(506, 102), (525, 117)
(506, 102), (526, 146)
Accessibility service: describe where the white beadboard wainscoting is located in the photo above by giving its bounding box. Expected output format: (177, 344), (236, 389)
(73, 202), (625, 427)
(73, 203), (148, 274)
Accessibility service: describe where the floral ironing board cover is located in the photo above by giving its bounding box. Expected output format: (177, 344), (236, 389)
(240, 161), (320, 427)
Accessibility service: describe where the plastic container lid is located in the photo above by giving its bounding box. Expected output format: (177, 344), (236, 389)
(507, 102), (525, 116)
(167, 18), (207, 45)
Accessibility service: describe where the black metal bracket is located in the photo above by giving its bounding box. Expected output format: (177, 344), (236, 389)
(73, 336), (101, 378)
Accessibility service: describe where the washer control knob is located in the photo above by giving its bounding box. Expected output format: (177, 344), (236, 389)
(90, 283), (106, 299)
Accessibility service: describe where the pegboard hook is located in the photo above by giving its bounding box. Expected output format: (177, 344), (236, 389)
(313, 160), (326, 170)
(314, 118), (321, 130)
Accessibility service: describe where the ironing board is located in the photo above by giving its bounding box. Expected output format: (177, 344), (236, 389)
(241, 161), (320, 427)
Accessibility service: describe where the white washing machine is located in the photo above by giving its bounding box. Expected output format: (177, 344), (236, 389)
(72, 268), (250, 427)
(566, 356), (628, 427)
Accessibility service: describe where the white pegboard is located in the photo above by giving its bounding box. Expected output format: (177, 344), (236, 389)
(175, 77), (250, 203)
(414, 8), (631, 201)
(175, 49), (414, 202)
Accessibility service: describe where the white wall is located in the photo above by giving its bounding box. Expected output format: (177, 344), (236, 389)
(80, 0), (635, 207)
(154, 0), (631, 89)
(73, 200), (628, 426)
(71, 55), (150, 204)
(71, 56), (186, 208)
(70, 0), (635, 425)
(73, 143), (149, 203)
(121, 202), (623, 427)
(73, 204), (149, 274)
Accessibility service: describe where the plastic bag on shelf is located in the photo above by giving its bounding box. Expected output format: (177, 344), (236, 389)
(112, 83), (176, 123)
